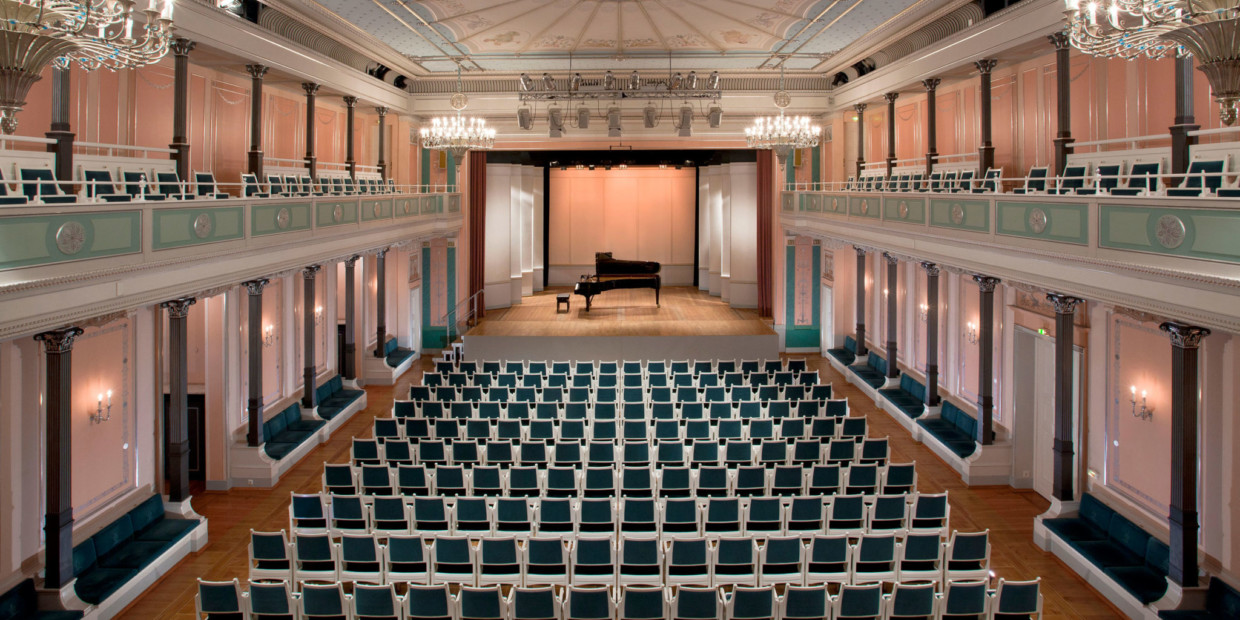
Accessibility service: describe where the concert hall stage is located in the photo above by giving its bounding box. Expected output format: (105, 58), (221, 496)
(461, 286), (780, 361)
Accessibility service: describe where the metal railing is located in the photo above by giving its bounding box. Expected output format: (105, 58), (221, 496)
(438, 289), (484, 348)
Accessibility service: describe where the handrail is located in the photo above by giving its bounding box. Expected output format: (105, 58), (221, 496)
(263, 156), (306, 165)
(1188, 126), (1240, 138)
(75, 141), (177, 155)
(0, 135), (56, 146)
(1072, 133), (1169, 149)
(439, 289), (484, 347)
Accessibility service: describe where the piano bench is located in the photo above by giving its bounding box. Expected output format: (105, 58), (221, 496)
(556, 294), (570, 313)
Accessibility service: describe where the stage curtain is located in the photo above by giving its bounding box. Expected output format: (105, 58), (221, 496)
(467, 150), (486, 318)
(757, 150), (773, 317)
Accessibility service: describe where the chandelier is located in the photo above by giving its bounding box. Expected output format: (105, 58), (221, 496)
(0, 0), (176, 134)
(1063, 0), (1240, 125)
(420, 66), (495, 158)
(746, 65), (821, 167)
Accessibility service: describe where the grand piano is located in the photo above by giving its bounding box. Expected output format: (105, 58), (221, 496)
(573, 252), (661, 311)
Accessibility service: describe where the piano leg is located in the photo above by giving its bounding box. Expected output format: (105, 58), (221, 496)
(655, 283), (661, 307)
(584, 294), (593, 312)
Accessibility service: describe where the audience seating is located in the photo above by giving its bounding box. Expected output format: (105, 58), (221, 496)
(878, 374), (926, 419)
(20, 166), (77, 204)
(1111, 161), (1160, 196)
(315, 375), (365, 420)
(193, 171), (230, 199)
(1158, 576), (1240, 620)
(80, 168), (131, 202)
(1167, 158), (1226, 197)
(121, 170), (167, 201)
(262, 402), (325, 460)
(0, 579), (82, 620)
(155, 171), (195, 200)
(847, 352), (889, 390)
(827, 335), (859, 367)
(383, 337), (416, 368)
(915, 401), (978, 458)
(1011, 167), (1049, 195)
(241, 173), (269, 198)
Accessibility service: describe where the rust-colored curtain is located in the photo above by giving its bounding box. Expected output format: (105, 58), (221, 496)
(467, 150), (486, 318)
(756, 150), (774, 317)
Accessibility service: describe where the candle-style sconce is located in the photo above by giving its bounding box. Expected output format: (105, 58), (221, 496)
(91, 390), (113, 424)
(964, 321), (979, 344)
(918, 303), (929, 322)
(314, 306), (324, 326)
(1129, 385), (1153, 420)
(262, 324), (277, 348)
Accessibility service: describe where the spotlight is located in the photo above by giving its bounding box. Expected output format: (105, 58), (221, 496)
(607, 106), (622, 137)
(629, 71), (641, 90)
(669, 72), (683, 90)
(542, 72), (556, 90)
(588, 164), (596, 171)
(575, 162), (585, 170)
(643, 103), (658, 128)
(686, 71), (698, 90)
(677, 105), (692, 137)
(707, 71), (720, 90)
(519, 73), (534, 91)
(618, 162), (628, 170)
(577, 106), (590, 129)
(570, 73), (582, 91)
(604, 71), (616, 90)
(517, 107), (532, 130)
(548, 107), (564, 137)
(707, 105), (722, 128)
(549, 160), (559, 167)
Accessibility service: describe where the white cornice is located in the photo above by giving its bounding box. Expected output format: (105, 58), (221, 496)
(812, 0), (976, 75)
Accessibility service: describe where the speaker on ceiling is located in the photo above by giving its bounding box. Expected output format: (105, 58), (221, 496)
(677, 106), (692, 137)
(607, 107), (622, 137)
(643, 104), (658, 128)
(517, 107), (532, 130)
(548, 107), (564, 138)
(708, 106), (722, 128)
(577, 106), (590, 129)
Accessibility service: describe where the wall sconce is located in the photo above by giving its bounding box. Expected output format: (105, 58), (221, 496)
(918, 303), (929, 322)
(964, 321), (979, 344)
(91, 390), (113, 424)
(1129, 385), (1153, 420)
(882, 288), (889, 297)
(263, 325), (276, 348)
(314, 306), (324, 326)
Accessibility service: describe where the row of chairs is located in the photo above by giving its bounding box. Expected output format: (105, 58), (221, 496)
(435, 359), (812, 377)
(251, 529), (985, 590)
(396, 398), (847, 420)
(421, 372), (822, 390)
(411, 382), (831, 400)
(324, 460), (914, 500)
(349, 436), (888, 471)
(846, 169), (996, 194)
(290, 492), (946, 540)
(0, 165), (221, 205)
(372, 415), (867, 446)
(199, 578), (1043, 620)
(242, 172), (395, 198)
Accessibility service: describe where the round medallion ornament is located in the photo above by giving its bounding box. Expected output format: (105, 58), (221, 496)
(950, 203), (965, 225)
(1155, 214), (1186, 249)
(276, 207), (290, 229)
(861, 200), (870, 215)
(55, 221), (86, 255)
(450, 92), (469, 111)
(403, 201), (411, 215)
(1028, 208), (1048, 234)
(830, 197), (839, 212)
(898, 201), (909, 219)
(332, 204), (343, 223)
(193, 213), (213, 239)
(773, 90), (791, 109)
(373, 203), (382, 218)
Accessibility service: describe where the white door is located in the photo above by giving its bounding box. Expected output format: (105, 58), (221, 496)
(1032, 335), (1056, 498)
(820, 285), (835, 354)
(410, 287), (422, 354)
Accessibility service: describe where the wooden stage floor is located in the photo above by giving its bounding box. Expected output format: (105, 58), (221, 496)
(118, 355), (1123, 619)
(469, 286), (776, 337)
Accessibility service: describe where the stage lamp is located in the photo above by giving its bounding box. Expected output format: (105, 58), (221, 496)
(629, 71), (641, 90)
(708, 106), (723, 127)
(548, 107), (564, 138)
(577, 106), (590, 129)
(519, 73), (534, 91)
(669, 72), (683, 90)
(542, 73), (556, 90)
(643, 104), (658, 128)
(570, 73), (583, 91)
(707, 71), (721, 90)
(517, 107), (532, 130)
(677, 106), (693, 137)
(607, 106), (622, 137)
(604, 71), (617, 90)
(686, 71), (698, 90)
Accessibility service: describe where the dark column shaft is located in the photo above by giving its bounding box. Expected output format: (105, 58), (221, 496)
(977, 59), (997, 173)
(854, 104), (867, 179)
(1048, 294), (1083, 501)
(376, 107), (388, 181)
(170, 39), (195, 183)
(247, 65), (268, 177)
(854, 246), (868, 356)
(244, 279), (268, 447)
(343, 256), (359, 380)
(884, 93), (898, 177)
(303, 83), (319, 179)
(375, 250), (388, 357)
(162, 298), (196, 502)
(924, 79), (940, 179)
(974, 275), (1000, 445)
(1170, 55), (1199, 178)
(1049, 34), (1073, 175)
(884, 253), (899, 379)
(35, 328), (83, 589)
(923, 263), (941, 406)
(46, 68), (74, 193)
(302, 266), (320, 408)
(344, 97), (358, 180)
(1161, 322), (1209, 587)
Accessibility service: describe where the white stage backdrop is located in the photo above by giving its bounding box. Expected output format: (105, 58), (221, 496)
(548, 168), (697, 285)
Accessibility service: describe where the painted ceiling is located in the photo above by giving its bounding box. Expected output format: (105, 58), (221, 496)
(307, 0), (925, 73)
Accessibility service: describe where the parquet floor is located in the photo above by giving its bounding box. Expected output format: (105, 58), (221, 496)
(117, 354), (1122, 619)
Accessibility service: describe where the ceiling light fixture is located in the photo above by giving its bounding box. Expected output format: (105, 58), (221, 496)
(577, 106), (590, 129)
(421, 64), (496, 157)
(745, 63), (821, 168)
(542, 72), (556, 90)
(629, 71), (642, 90)
(643, 103), (659, 128)
(607, 106), (622, 137)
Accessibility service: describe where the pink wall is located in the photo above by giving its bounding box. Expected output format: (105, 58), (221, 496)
(70, 320), (136, 515)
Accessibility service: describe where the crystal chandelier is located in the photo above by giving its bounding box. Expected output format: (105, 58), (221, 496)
(1063, 0), (1240, 125)
(746, 65), (821, 167)
(420, 65), (495, 158)
(0, 0), (177, 134)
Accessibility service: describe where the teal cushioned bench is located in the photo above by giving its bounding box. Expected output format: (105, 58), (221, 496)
(314, 375), (364, 420)
(71, 495), (200, 605)
(1159, 577), (1240, 620)
(847, 351), (889, 389)
(1044, 493), (1171, 604)
(916, 401), (978, 457)
(0, 579), (83, 620)
(383, 337), (416, 369)
(878, 374), (926, 418)
(262, 402), (324, 460)
(827, 335), (858, 367)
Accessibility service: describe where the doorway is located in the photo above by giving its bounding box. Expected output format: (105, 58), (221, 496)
(1013, 326), (1083, 500)
(820, 284), (834, 355)
(163, 393), (206, 482)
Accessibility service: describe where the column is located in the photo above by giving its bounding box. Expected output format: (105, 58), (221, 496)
(883, 252), (899, 380)
(302, 266), (320, 409)
(244, 279), (269, 447)
(34, 327), (84, 589)
(854, 246), (868, 356)
(376, 107), (389, 181)
(170, 38), (195, 183)
(160, 298), (196, 502)
(303, 83), (320, 179)
(1169, 55), (1199, 178)
(883, 93), (898, 177)
(976, 59), (997, 173)
(343, 97), (358, 180)
(923, 79), (940, 179)
(1047, 294), (1084, 501)
(1049, 33), (1073, 175)
(45, 68), (74, 192)
(1159, 321), (1210, 587)
(343, 255), (359, 380)
(854, 104), (867, 178)
(374, 249), (388, 358)
(973, 275), (1000, 445)
(921, 262), (941, 407)
(246, 64), (268, 177)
